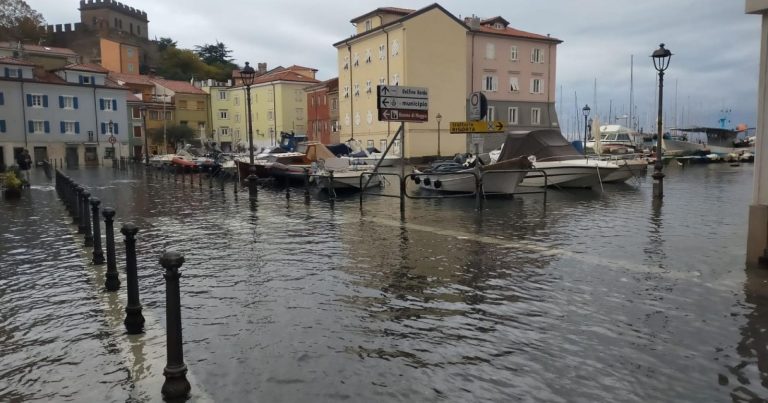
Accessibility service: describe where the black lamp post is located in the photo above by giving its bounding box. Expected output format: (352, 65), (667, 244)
(109, 120), (115, 162)
(241, 62), (257, 199)
(651, 43), (672, 199)
(436, 113), (442, 157)
(140, 105), (149, 165)
(582, 104), (591, 155)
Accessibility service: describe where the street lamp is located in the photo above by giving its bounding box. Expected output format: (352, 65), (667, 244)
(651, 43), (672, 199)
(108, 119), (115, 162)
(436, 113), (442, 157)
(140, 105), (149, 165)
(582, 104), (591, 155)
(241, 61), (257, 199)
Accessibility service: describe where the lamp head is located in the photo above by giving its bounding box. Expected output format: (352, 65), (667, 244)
(240, 61), (256, 86)
(582, 104), (591, 117)
(652, 43), (672, 72)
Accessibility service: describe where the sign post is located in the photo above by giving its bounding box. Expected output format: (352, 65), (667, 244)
(377, 85), (429, 123)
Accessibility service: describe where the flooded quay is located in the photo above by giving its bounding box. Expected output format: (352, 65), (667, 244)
(1, 163), (766, 402)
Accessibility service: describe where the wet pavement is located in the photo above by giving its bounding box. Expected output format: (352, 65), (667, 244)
(0, 163), (765, 402)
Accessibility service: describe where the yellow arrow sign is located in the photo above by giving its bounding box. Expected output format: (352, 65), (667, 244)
(449, 120), (506, 133)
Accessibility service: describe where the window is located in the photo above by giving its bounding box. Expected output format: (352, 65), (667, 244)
(530, 78), (543, 94)
(132, 107), (141, 118)
(0, 120), (6, 133)
(137, 26), (141, 35)
(127, 48), (134, 57)
(367, 140), (374, 148)
(197, 101), (205, 110)
(379, 76), (386, 85)
(331, 98), (338, 111)
(133, 125), (142, 138)
(219, 110), (229, 119)
(81, 75), (91, 84)
(494, 23), (504, 29)
(391, 40), (399, 56)
(380, 139), (387, 151)
(29, 94), (45, 107)
(296, 108), (303, 120)
(105, 148), (115, 159)
(343, 56), (349, 70)
(509, 77), (519, 92)
(234, 114), (240, 122)
(100, 98), (116, 111)
(485, 43), (495, 59)
(365, 80), (372, 93)
(354, 83), (360, 96)
(531, 48), (544, 63)
(220, 127), (230, 135)
(379, 44), (386, 60)
(295, 90), (303, 102)
(234, 96), (240, 106)
(365, 49), (372, 63)
(486, 106), (495, 122)
(150, 110), (159, 120)
(267, 110), (274, 121)
(6, 69), (19, 78)
(391, 73), (399, 86)
(482, 75), (498, 92)
(510, 46), (518, 61)
(219, 91), (227, 100)
(531, 108), (541, 125)
(61, 121), (77, 134)
(508, 107), (519, 124)
(178, 100), (187, 109)
(343, 86), (350, 98)
(30, 120), (48, 134)
(353, 53), (359, 67)
(365, 19), (372, 31)
(60, 96), (77, 109)
(165, 111), (173, 120)
(127, 63), (134, 73)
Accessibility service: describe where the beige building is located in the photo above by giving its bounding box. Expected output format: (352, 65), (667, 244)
(334, 5), (468, 158)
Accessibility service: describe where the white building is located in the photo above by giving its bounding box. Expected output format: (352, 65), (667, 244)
(0, 57), (129, 168)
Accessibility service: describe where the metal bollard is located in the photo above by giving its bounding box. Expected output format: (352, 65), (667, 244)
(121, 223), (145, 334)
(303, 168), (310, 203)
(198, 173), (202, 189)
(74, 184), (82, 226)
(328, 171), (336, 204)
(103, 208), (120, 291)
(160, 251), (192, 400)
(77, 186), (87, 233)
(285, 175), (290, 200)
(90, 198), (105, 264)
(82, 191), (94, 247)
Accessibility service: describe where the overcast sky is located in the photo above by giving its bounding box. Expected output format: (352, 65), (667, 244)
(30, 0), (761, 137)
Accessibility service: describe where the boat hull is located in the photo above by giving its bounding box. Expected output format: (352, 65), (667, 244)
(317, 172), (382, 190)
(599, 159), (648, 183)
(414, 169), (525, 194)
(520, 160), (618, 188)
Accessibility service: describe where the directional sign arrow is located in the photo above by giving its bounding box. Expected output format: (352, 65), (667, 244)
(494, 121), (504, 131)
(382, 98), (390, 107)
(380, 86), (390, 95)
(382, 110), (391, 119)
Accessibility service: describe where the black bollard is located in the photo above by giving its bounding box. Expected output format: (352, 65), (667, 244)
(303, 168), (310, 203)
(82, 191), (94, 247)
(77, 186), (87, 233)
(103, 208), (120, 291)
(121, 223), (145, 334)
(74, 185), (83, 227)
(90, 198), (105, 264)
(198, 172), (202, 189)
(285, 175), (290, 200)
(328, 170), (336, 205)
(160, 251), (192, 400)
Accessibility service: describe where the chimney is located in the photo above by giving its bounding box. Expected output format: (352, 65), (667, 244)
(467, 15), (481, 30)
(257, 62), (266, 74)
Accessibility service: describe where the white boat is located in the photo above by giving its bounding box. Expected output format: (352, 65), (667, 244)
(343, 140), (400, 167)
(413, 155), (531, 194)
(149, 154), (174, 167)
(490, 129), (621, 188)
(313, 157), (380, 190)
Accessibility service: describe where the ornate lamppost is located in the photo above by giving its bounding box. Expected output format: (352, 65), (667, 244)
(436, 112), (442, 157)
(582, 104), (591, 155)
(651, 43), (672, 199)
(240, 62), (257, 199)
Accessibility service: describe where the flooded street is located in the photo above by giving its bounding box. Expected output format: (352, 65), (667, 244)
(1, 164), (766, 402)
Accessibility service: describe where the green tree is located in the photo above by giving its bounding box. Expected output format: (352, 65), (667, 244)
(195, 41), (233, 65)
(157, 37), (177, 52)
(156, 47), (212, 81)
(149, 124), (196, 148)
(0, 0), (45, 42)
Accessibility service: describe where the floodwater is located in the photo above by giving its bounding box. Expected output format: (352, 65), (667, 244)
(1, 163), (766, 402)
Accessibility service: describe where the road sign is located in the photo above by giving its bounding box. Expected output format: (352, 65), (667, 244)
(469, 92), (487, 121)
(108, 135), (117, 145)
(379, 109), (428, 123)
(377, 85), (429, 122)
(449, 120), (506, 134)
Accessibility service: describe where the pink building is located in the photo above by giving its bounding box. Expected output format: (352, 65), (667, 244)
(466, 16), (562, 152)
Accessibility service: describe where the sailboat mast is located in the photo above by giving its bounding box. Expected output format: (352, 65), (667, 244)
(629, 54), (634, 131)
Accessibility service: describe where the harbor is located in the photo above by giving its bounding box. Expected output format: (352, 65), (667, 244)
(1, 163), (765, 402)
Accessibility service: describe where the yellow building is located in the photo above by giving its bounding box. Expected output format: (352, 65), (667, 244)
(203, 82), (238, 151)
(333, 5), (469, 158)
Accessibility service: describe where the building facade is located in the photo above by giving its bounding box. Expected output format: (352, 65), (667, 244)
(0, 58), (129, 169)
(0, 42), (80, 70)
(334, 5), (468, 158)
(465, 16), (561, 152)
(305, 78), (337, 144)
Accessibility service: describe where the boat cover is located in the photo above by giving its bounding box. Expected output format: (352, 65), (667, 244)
(479, 155), (532, 171)
(497, 129), (581, 162)
(326, 143), (353, 156)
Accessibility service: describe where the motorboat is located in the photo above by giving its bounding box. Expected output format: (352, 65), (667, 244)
(149, 154), (174, 168)
(413, 153), (531, 194)
(585, 124), (641, 154)
(312, 158), (381, 191)
(489, 129), (621, 188)
(343, 140), (401, 167)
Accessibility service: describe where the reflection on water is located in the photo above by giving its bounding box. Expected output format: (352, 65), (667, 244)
(0, 164), (766, 402)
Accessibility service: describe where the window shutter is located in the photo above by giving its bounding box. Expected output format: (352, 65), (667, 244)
(60, 121), (65, 133)
(112, 99), (117, 111)
(99, 99), (105, 110)
(73, 97), (78, 109)
(529, 79), (534, 94)
(113, 123), (119, 134)
(42, 95), (48, 107)
(91, 76), (95, 85)
(0, 92), (4, 105)
(17, 69), (21, 78)
(28, 120), (33, 133)
(44, 121), (50, 133)
(101, 122), (106, 134)
(75, 122), (80, 134)
(78, 75), (84, 84)
(59, 96), (64, 108)
(0, 120), (5, 133)
(3, 67), (8, 77)
(26, 94), (32, 106)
